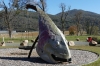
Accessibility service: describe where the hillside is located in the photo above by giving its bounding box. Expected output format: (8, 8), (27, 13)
(0, 9), (100, 32)
(55, 9), (100, 31)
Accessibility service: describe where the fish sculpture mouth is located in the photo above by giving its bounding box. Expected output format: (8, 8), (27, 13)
(51, 54), (67, 62)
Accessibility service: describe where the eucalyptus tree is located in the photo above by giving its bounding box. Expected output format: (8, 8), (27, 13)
(0, 0), (22, 38)
(59, 3), (70, 34)
(74, 10), (83, 36)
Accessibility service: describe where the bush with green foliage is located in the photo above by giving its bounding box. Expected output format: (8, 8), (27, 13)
(92, 37), (98, 41)
(69, 31), (75, 35)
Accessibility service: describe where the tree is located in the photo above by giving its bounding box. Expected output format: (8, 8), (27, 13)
(92, 26), (99, 35)
(60, 3), (70, 34)
(68, 25), (77, 35)
(83, 16), (99, 35)
(74, 10), (83, 36)
(0, 0), (21, 38)
(38, 0), (47, 12)
(11, 0), (29, 9)
(89, 17), (98, 35)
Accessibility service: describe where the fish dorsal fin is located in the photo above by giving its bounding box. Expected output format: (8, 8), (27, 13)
(26, 4), (37, 11)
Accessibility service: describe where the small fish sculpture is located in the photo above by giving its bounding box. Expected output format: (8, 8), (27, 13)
(26, 3), (71, 63)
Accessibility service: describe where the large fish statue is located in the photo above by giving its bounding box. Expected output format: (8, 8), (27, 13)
(26, 3), (71, 63)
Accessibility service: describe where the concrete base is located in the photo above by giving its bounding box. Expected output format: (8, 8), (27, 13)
(69, 41), (89, 46)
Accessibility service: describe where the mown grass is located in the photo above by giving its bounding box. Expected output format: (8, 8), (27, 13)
(0, 46), (18, 49)
(0, 37), (37, 43)
(66, 35), (100, 41)
(69, 46), (100, 66)
(0, 32), (38, 43)
(0, 35), (99, 42)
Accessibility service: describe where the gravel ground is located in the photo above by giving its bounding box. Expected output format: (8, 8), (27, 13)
(0, 48), (99, 66)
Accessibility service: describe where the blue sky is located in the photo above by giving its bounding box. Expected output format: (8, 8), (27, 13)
(46, 0), (100, 15)
(2, 0), (100, 15)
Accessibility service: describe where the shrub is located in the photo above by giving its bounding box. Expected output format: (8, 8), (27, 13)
(69, 31), (74, 35)
(97, 39), (100, 44)
(92, 37), (98, 41)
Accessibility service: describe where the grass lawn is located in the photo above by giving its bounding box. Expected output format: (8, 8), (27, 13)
(66, 35), (100, 41)
(0, 46), (18, 49)
(70, 46), (100, 66)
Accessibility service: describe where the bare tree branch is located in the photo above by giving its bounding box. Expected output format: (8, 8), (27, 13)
(0, 0), (21, 38)
(38, 0), (47, 11)
(60, 3), (70, 34)
(74, 10), (83, 36)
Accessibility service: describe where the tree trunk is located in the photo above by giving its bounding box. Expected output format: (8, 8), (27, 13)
(8, 29), (12, 38)
(62, 21), (65, 34)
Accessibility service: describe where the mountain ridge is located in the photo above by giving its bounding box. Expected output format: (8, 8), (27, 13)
(0, 9), (100, 31)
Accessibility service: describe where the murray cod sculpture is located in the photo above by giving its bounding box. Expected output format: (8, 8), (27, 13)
(26, 3), (71, 63)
